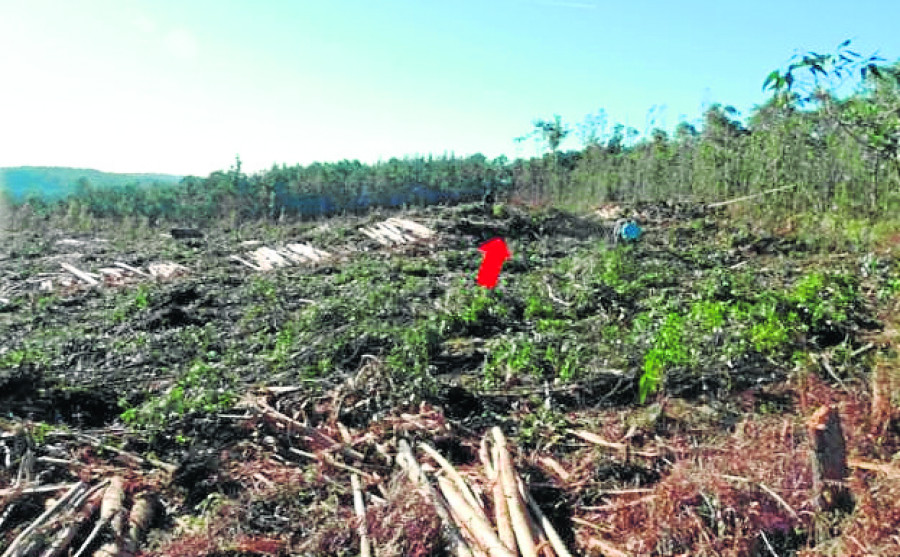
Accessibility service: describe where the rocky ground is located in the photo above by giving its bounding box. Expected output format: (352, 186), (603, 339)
(1, 201), (899, 556)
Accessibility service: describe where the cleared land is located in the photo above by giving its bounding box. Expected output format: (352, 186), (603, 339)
(1, 201), (899, 556)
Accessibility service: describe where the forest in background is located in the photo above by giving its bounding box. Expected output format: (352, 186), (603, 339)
(2, 43), (899, 228)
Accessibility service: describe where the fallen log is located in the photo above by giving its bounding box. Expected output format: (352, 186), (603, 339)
(59, 263), (99, 286)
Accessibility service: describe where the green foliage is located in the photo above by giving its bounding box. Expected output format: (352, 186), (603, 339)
(121, 358), (236, 429)
(788, 271), (858, 332)
(639, 313), (690, 403)
(0, 345), (49, 369)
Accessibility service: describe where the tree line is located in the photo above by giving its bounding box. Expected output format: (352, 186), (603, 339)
(4, 42), (898, 228)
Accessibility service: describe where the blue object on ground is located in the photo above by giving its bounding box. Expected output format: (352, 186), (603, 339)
(621, 221), (642, 241)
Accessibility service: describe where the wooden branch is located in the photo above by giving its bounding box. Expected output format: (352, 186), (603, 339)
(719, 475), (798, 520)
(419, 442), (486, 518)
(351, 474), (371, 557)
(584, 536), (629, 557)
(491, 427), (537, 557)
(59, 263), (99, 286)
(396, 440), (473, 557)
(73, 477), (124, 557)
(254, 395), (364, 461)
(848, 458), (900, 480)
(39, 484), (107, 557)
(113, 262), (150, 277)
(1, 482), (87, 557)
(516, 477), (571, 557)
(0, 482), (80, 498)
(706, 184), (798, 208)
(571, 429), (659, 458)
(229, 255), (262, 271)
(436, 476), (517, 557)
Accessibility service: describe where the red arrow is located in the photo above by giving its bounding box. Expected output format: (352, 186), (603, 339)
(477, 238), (511, 288)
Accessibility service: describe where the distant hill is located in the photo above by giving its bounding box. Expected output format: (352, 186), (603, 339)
(0, 166), (184, 202)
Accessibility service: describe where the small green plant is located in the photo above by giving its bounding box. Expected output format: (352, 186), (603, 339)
(120, 359), (236, 429)
(133, 285), (150, 310)
(639, 313), (691, 403)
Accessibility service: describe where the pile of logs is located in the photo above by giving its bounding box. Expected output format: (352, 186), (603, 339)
(396, 427), (573, 557)
(230, 243), (331, 271)
(359, 218), (435, 247)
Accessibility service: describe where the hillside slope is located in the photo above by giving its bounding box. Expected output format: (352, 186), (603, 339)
(0, 166), (184, 201)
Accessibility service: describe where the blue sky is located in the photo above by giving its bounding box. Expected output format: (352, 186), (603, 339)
(0, 0), (897, 176)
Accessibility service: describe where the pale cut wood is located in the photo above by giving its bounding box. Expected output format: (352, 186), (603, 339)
(276, 247), (307, 264)
(360, 227), (392, 246)
(517, 477), (573, 557)
(419, 442), (486, 519)
(286, 243), (329, 262)
(870, 363), (892, 436)
(848, 458), (900, 480)
(706, 184), (798, 208)
(0, 483), (79, 498)
(351, 474), (371, 557)
(73, 477), (124, 557)
(1, 482), (87, 557)
(489, 444), (516, 554)
(39, 484), (107, 557)
(571, 429), (659, 458)
(396, 440), (473, 557)
(229, 255), (262, 271)
(59, 263), (99, 286)
(373, 223), (406, 244)
(585, 536), (629, 557)
(491, 427), (538, 557)
(386, 218), (435, 238)
(147, 262), (189, 278)
(380, 222), (416, 243)
(113, 262), (150, 277)
(254, 247), (290, 268)
(436, 476), (517, 557)
(540, 456), (571, 482)
(806, 405), (853, 511)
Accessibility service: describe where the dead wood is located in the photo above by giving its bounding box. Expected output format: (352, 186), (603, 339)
(571, 429), (659, 459)
(436, 476), (516, 557)
(396, 439), (473, 557)
(490, 427), (538, 557)
(1, 481), (88, 557)
(73, 477), (125, 557)
(517, 477), (573, 557)
(806, 405), (853, 512)
(351, 474), (371, 557)
(59, 262), (99, 286)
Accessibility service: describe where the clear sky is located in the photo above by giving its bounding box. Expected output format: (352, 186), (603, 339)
(0, 0), (897, 176)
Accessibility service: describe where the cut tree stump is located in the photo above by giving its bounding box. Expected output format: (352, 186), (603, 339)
(806, 405), (853, 512)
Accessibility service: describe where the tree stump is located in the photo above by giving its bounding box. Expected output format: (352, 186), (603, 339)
(806, 405), (853, 512)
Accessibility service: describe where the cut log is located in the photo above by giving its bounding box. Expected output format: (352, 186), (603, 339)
(113, 262), (150, 277)
(286, 243), (329, 262)
(360, 227), (392, 246)
(147, 262), (189, 279)
(806, 405), (853, 511)
(373, 223), (407, 244)
(229, 255), (262, 271)
(59, 263), (99, 286)
(253, 247), (290, 268)
(387, 218), (435, 238)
